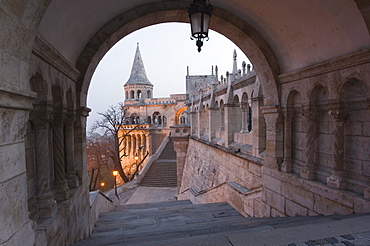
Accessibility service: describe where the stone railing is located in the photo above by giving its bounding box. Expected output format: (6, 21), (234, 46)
(89, 191), (117, 233)
(179, 182), (262, 217)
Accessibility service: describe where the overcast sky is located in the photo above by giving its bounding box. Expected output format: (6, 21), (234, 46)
(87, 22), (250, 130)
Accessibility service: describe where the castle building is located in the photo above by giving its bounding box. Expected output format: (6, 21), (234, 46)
(119, 44), (187, 175)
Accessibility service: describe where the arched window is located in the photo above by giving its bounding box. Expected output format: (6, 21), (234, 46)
(147, 90), (151, 98)
(137, 90), (142, 99)
(153, 112), (161, 126)
(130, 90), (135, 99)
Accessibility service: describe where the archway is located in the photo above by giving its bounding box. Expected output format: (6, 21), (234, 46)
(77, 5), (280, 110)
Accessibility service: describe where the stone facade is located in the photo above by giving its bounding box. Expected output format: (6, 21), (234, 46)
(119, 44), (187, 177)
(176, 49), (370, 217)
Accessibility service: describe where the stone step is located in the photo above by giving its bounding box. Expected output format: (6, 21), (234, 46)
(73, 201), (246, 246)
(73, 198), (370, 246)
(140, 140), (177, 187)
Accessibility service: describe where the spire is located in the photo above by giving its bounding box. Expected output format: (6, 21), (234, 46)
(232, 49), (238, 82)
(125, 43), (153, 86)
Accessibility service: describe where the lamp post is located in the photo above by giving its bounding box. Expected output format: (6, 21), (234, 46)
(112, 170), (119, 198)
(188, 0), (213, 52)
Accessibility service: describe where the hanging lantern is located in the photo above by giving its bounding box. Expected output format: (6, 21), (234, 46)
(188, 0), (213, 52)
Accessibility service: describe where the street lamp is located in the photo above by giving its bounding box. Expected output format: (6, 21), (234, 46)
(188, 0), (213, 52)
(112, 170), (119, 198)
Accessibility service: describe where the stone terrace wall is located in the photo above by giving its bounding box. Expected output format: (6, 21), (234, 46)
(260, 167), (370, 217)
(179, 138), (263, 216)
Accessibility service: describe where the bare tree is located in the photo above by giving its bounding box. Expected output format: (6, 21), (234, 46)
(87, 133), (114, 191)
(90, 103), (142, 183)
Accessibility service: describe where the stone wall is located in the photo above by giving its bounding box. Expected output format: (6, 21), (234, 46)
(178, 138), (263, 216)
(261, 166), (370, 217)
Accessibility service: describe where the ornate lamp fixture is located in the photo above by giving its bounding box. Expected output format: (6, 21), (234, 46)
(188, 0), (213, 52)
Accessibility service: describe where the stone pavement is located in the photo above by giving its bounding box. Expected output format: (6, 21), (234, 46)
(123, 186), (177, 205)
(74, 183), (370, 246)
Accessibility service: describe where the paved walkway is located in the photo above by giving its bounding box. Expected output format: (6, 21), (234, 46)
(122, 186), (177, 205)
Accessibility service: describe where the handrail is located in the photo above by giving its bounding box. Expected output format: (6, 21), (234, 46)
(180, 181), (262, 197)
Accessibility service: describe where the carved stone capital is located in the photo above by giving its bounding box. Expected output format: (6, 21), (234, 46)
(52, 112), (66, 126)
(328, 109), (347, 122)
(65, 113), (76, 126)
(301, 106), (317, 121)
(30, 113), (52, 128)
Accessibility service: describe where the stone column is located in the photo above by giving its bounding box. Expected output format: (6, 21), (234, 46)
(52, 113), (70, 201)
(240, 104), (247, 133)
(219, 107), (225, 131)
(251, 96), (265, 156)
(170, 125), (191, 194)
(190, 111), (197, 135)
(261, 105), (283, 169)
(327, 110), (347, 189)
(74, 107), (90, 185)
(208, 107), (219, 141)
(65, 113), (79, 189)
(225, 103), (239, 147)
(300, 108), (317, 180)
(197, 109), (201, 138)
(31, 113), (57, 217)
(281, 110), (293, 173)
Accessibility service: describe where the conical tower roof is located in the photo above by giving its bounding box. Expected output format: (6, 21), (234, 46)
(124, 43), (153, 86)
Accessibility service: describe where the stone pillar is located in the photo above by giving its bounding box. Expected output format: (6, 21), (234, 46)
(190, 111), (197, 135)
(327, 110), (347, 189)
(225, 104), (238, 147)
(208, 107), (219, 141)
(252, 96), (265, 155)
(52, 113), (70, 201)
(281, 110), (293, 173)
(261, 105), (283, 169)
(31, 114), (57, 217)
(170, 125), (191, 194)
(74, 107), (90, 185)
(300, 108), (317, 180)
(240, 104), (247, 133)
(65, 113), (79, 189)
(219, 107), (225, 131)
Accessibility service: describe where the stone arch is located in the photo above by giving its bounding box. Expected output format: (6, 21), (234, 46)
(340, 78), (370, 195)
(153, 112), (161, 126)
(77, 3), (280, 109)
(286, 90), (304, 175)
(309, 84), (331, 183)
(175, 107), (188, 125)
(232, 95), (242, 133)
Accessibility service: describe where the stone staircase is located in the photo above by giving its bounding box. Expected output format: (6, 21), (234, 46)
(140, 140), (177, 187)
(73, 199), (370, 246)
